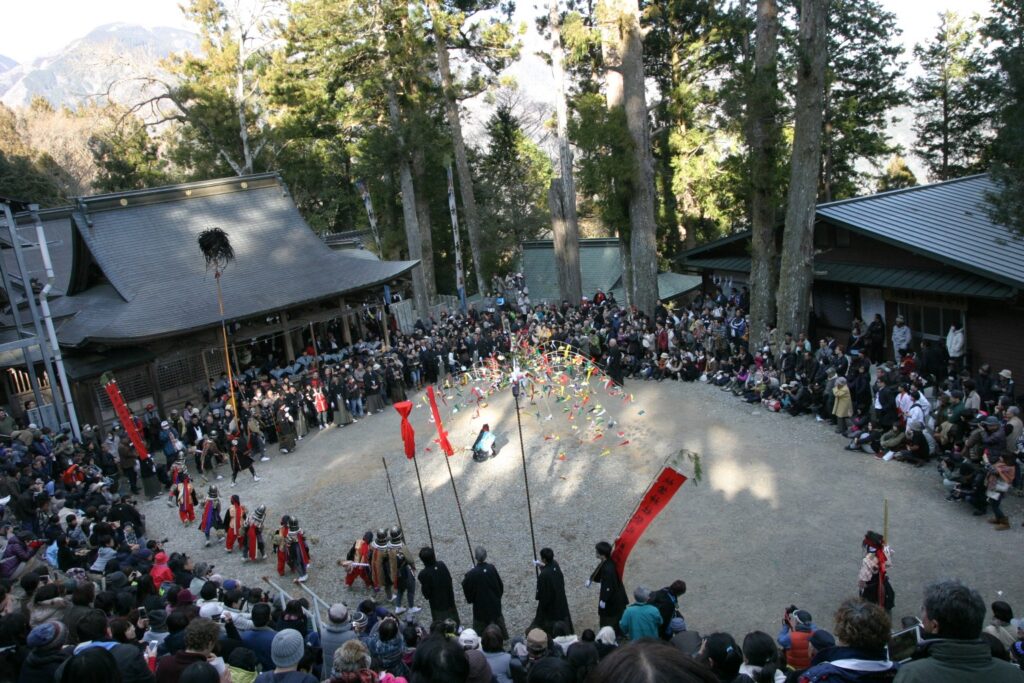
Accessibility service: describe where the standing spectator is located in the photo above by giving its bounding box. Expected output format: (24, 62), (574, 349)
(619, 587), (662, 642)
(833, 378), (853, 435)
(867, 314), (886, 363)
(462, 546), (506, 639)
(894, 580), (1024, 682)
(417, 547), (460, 626)
(590, 541), (629, 635)
(891, 316), (911, 361)
(649, 580), (687, 641)
(533, 547), (573, 637)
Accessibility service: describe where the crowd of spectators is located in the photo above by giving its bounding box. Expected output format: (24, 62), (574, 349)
(0, 285), (1020, 682)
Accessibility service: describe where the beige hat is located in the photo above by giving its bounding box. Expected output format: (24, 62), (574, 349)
(999, 369), (1013, 379)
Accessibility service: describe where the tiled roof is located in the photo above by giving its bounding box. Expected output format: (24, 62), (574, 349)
(3, 174), (416, 346)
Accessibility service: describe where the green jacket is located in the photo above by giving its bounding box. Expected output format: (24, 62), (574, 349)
(894, 639), (1024, 683)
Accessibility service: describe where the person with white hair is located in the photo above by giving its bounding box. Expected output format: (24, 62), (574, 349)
(832, 376), (853, 435)
(618, 586), (662, 642)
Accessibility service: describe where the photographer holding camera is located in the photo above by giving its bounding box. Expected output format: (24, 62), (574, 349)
(777, 606), (818, 670)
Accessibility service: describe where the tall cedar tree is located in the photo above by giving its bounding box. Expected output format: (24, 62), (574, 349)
(819, 0), (906, 201)
(911, 11), (990, 182)
(776, 0), (828, 336)
(982, 0), (1024, 235)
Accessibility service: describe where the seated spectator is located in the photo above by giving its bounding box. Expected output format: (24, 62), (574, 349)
(894, 580), (1024, 682)
(985, 601), (1017, 651)
(227, 647), (259, 683)
(698, 632), (748, 682)
(588, 639), (718, 682)
(59, 608), (153, 683)
(241, 603), (277, 671)
(566, 629), (599, 681)
(155, 617), (219, 683)
(58, 647), (121, 683)
(481, 623), (519, 683)
(739, 631), (783, 683)
(21, 621), (70, 683)
(329, 639), (374, 682)
(255, 629), (316, 683)
(798, 598), (895, 682)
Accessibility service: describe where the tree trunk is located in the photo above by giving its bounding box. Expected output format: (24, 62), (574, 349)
(549, 0), (582, 303)
(549, 179), (582, 302)
(411, 147), (438, 303)
(429, 1), (487, 296)
(747, 0), (781, 338)
(387, 84), (430, 323)
(777, 0), (828, 336)
(620, 2), (659, 316)
(619, 238), (633, 306)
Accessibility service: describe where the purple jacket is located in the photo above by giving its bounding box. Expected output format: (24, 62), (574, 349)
(0, 535), (33, 578)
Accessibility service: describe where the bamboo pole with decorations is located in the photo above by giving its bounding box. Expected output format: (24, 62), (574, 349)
(198, 228), (240, 426)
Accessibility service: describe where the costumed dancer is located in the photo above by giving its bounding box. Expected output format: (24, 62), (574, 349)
(243, 504), (268, 562)
(370, 527), (390, 593)
(228, 438), (261, 486)
(858, 530), (894, 611)
(198, 485), (223, 547)
(277, 405), (297, 454)
(341, 531), (373, 589)
(224, 494), (247, 553)
(167, 461), (187, 507)
(386, 526), (413, 601)
(274, 515), (310, 582)
(173, 472), (198, 525)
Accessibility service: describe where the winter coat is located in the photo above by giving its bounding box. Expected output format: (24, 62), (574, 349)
(799, 646), (898, 682)
(462, 562), (505, 625)
(18, 647), (70, 683)
(619, 602), (662, 641)
(320, 621), (358, 680)
(833, 384), (853, 418)
(893, 639), (1024, 683)
(945, 327), (965, 358)
(891, 325), (911, 352)
(0, 535), (33, 579)
(28, 597), (68, 627)
(419, 562), (458, 613)
(534, 561), (573, 634)
(592, 559), (628, 623)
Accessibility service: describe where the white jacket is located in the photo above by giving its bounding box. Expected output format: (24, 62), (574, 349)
(946, 326), (965, 358)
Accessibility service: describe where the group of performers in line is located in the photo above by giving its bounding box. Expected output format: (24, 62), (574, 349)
(166, 461), (311, 582)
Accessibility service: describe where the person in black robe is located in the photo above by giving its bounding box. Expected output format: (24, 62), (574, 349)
(462, 546), (507, 639)
(228, 438), (260, 485)
(533, 547), (573, 637)
(605, 339), (624, 386)
(417, 546), (460, 626)
(590, 541), (628, 634)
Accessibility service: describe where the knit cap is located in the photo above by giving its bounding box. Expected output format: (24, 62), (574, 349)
(27, 622), (67, 650)
(271, 628), (305, 668)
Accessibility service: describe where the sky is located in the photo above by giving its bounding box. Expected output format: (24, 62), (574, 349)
(2, 0), (993, 66)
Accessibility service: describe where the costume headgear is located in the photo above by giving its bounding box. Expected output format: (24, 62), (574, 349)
(388, 525), (404, 546)
(254, 505), (266, 524)
(288, 517), (300, 534)
(374, 527), (388, 547)
(208, 485), (219, 499)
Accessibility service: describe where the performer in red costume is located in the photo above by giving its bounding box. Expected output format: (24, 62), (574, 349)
(224, 494), (247, 553)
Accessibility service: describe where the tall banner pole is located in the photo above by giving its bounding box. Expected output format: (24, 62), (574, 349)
(426, 386), (473, 565)
(355, 179), (383, 255)
(382, 457), (405, 532)
(101, 372), (150, 461)
(446, 165), (468, 312)
(512, 370), (539, 575)
(394, 401), (434, 548)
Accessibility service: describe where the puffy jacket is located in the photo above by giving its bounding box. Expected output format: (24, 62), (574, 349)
(0, 535), (33, 579)
(894, 639), (1024, 683)
(800, 647), (898, 682)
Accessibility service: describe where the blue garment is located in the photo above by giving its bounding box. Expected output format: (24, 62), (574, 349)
(241, 628), (277, 671)
(619, 602), (662, 641)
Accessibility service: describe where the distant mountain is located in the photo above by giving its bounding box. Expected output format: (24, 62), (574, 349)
(0, 55), (16, 75)
(0, 23), (197, 109)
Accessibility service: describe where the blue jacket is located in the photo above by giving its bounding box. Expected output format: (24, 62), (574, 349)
(241, 627), (277, 671)
(800, 646), (898, 682)
(619, 602), (662, 641)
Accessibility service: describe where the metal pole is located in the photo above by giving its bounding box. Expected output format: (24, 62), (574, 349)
(411, 455), (434, 548)
(0, 204), (44, 413)
(382, 457), (404, 532)
(442, 452), (474, 566)
(30, 207), (80, 439)
(513, 383), (539, 575)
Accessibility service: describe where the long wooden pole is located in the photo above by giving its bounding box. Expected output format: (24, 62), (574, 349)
(215, 271), (240, 429)
(411, 455), (434, 548)
(443, 453), (474, 566)
(514, 383), (539, 576)
(382, 457), (404, 532)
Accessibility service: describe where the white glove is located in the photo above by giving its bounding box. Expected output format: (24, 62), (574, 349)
(585, 580), (592, 588)
(599, 600), (606, 609)
(532, 560), (542, 567)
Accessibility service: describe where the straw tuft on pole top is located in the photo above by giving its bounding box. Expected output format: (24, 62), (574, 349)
(198, 227), (235, 272)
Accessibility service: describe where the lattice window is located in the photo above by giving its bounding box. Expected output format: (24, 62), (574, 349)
(94, 367), (151, 410)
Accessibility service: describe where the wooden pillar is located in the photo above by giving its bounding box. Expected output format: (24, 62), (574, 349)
(380, 305), (391, 348)
(280, 310), (295, 361)
(340, 299), (353, 345)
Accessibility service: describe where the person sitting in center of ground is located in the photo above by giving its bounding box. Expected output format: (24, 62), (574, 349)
(471, 424), (496, 462)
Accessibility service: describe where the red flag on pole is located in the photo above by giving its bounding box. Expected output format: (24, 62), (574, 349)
(101, 373), (150, 461)
(426, 386), (455, 456)
(610, 452), (692, 579)
(394, 401), (416, 459)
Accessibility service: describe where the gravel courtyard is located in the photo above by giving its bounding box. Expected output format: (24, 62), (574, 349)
(140, 379), (1023, 639)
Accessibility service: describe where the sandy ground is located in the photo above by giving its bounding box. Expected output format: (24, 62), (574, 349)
(141, 379), (1024, 640)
